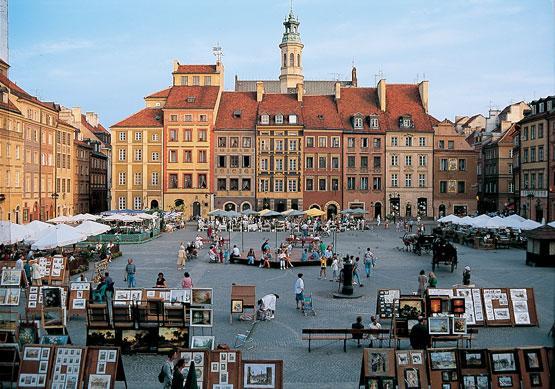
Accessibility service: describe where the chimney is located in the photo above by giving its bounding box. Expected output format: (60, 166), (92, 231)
(296, 83), (303, 102)
(172, 59), (179, 72)
(418, 80), (429, 113)
(256, 81), (264, 102)
(334, 82), (341, 101)
(377, 79), (386, 112)
(351, 66), (358, 87)
(71, 107), (82, 126)
(86, 112), (98, 128)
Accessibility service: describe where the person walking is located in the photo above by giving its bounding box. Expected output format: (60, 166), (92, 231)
(170, 358), (186, 389)
(294, 273), (305, 310)
(428, 272), (438, 288)
(319, 256), (327, 279)
(181, 272), (193, 288)
(23, 259), (32, 286)
(353, 257), (363, 287)
(364, 248), (375, 278)
(177, 243), (186, 270)
(463, 266), (471, 285)
(31, 259), (42, 286)
(417, 270), (428, 297)
(376, 214), (381, 227)
(124, 258), (136, 288)
(331, 255), (339, 282)
(161, 349), (176, 388)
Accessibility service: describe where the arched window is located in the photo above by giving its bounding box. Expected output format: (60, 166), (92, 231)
(289, 53), (294, 67)
(283, 53), (287, 67)
(297, 54), (301, 67)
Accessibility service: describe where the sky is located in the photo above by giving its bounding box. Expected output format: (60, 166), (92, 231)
(7, 0), (555, 127)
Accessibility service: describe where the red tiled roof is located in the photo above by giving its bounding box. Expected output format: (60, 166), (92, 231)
(214, 92), (258, 130)
(111, 108), (164, 128)
(337, 87), (385, 131)
(429, 115), (442, 126)
(0, 58), (9, 68)
(164, 86), (220, 109)
(173, 64), (217, 74)
(302, 95), (342, 129)
(258, 94), (303, 125)
(95, 123), (110, 135)
(0, 73), (59, 111)
(145, 87), (171, 99)
(385, 84), (433, 131)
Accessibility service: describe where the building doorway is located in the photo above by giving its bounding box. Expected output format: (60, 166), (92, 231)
(192, 201), (201, 218)
(453, 205), (467, 216)
(535, 204), (543, 222)
(174, 199), (184, 208)
(374, 202), (382, 219)
(417, 198), (427, 217)
(439, 204), (446, 217)
(405, 203), (412, 217)
(150, 200), (159, 209)
(275, 199), (286, 213)
(389, 197), (400, 216)
(327, 204), (337, 220)
(224, 202), (236, 212)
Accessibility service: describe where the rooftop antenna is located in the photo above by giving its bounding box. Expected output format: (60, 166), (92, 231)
(374, 68), (385, 86)
(212, 43), (223, 63)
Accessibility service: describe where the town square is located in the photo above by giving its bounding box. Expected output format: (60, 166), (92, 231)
(0, 0), (554, 388)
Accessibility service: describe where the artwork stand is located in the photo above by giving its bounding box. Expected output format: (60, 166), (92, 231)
(230, 284), (256, 323)
(0, 342), (20, 386)
(395, 349), (428, 389)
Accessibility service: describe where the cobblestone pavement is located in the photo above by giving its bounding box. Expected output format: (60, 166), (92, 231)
(65, 224), (554, 388)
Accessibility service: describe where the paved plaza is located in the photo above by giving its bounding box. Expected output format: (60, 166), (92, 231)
(67, 225), (554, 389)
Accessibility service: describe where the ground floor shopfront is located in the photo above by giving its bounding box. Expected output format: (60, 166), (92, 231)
(386, 190), (433, 219)
(520, 191), (549, 222)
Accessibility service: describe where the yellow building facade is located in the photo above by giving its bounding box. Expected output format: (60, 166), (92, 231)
(55, 121), (75, 217)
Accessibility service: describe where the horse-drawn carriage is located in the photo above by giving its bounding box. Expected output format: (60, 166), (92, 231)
(401, 233), (435, 255)
(432, 239), (458, 272)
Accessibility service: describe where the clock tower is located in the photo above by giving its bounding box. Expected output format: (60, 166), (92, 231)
(279, 9), (304, 93)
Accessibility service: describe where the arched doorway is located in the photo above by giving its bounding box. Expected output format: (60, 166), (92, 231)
(309, 204), (321, 210)
(405, 203), (412, 217)
(275, 199), (286, 213)
(535, 204), (543, 222)
(15, 206), (20, 224)
(439, 204), (446, 217)
(241, 202), (251, 211)
(224, 202), (236, 212)
(374, 202), (382, 219)
(174, 199), (184, 207)
(192, 201), (201, 218)
(326, 204), (337, 220)
(150, 200), (159, 209)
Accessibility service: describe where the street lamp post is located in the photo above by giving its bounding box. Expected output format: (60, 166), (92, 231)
(527, 193), (534, 219)
(51, 193), (59, 218)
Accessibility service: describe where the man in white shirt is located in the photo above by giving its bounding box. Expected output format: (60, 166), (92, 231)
(368, 315), (382, 347)
(294, 273), (305, 309)
(230, 245), (241, 263)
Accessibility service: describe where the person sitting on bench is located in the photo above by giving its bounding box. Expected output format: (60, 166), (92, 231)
(230, 245), (241, 263)
(352, 316), (365, 348)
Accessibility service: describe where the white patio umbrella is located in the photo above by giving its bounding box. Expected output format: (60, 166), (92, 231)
(0, 221), (29, 244)
(259, 209), (282, 217)
(519, 219), (542, 231)
(456, 216), (474, 226)
(225, 210), (242, 218)
(24, 220), (55, 242)
(438, 214), (460, 223)
(208, 209), (229, 218)
(281, 209), (305, 217)
(74, 220), (111, 237)
(47, 215), (72, 224)
(31, 224), (87, 250)
(548, 221), (555, 228)
(484, 216), (508, 229)
(241, 209), (259, 216)
(501, 218), (525, 229)
(505, 214), (526, 223)
(71, 213), (99, 222)
(469, 214), (490, 227)
(136, 213), (156, 220)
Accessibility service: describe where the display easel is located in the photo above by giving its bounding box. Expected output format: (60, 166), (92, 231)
(427, 348), (460, 389)
(517, 347), (549, 389)
(458, 349), (491, 389)
(230, 284), (256, 323)
(392, 296), (426, 348)
(376, 289), (400, 319)
(17, 344), (55, 388)
(509, 288), (538, 326)
(488, 348), (520, 389)
(482, 288), (514, 327)
(359, 348), (396, 388)
(68, 281), (91, 319)
(92, 259), (109, 283)
(37, 255), (69, 286)
(395, 349), (428, 389)
(82, 346), (127, 389)
(0, 311), (19, 344)
(207, 349), (242, 388)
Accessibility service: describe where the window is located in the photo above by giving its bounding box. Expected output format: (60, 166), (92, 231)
(170, 114), (178, 122)
(347, 155), (356, 168)
(306, 137), (314, 148)
(306, 178), (314, 191)
(361, 156), (368, 168)
(199, 114), (207, 122)
(373, 156), (381, 169)
(405, 137), (413, 146)
(169, 150), (177, 163)
(347, 177), (355, 190)
(289, 114), (297, 124)
(361, 138), (369, 148)
(230, 155), (239, 168)
(275, 140), (284, 151)
(260, 158), (269, 170)
(242, 178), (251, 190)
(419, 155), (426, 166)
(318, 156), (327, 169)
(418, 137), (426, 147)
(135, 132), (142, 141)
(523, 148), (529, 163)
(353, 116), (363, 129)
(318, 136), (327, 147)
(204, 76), (211, 86)
(373, 138), (381, 149)
(228, 137), (238, 148)
(198, 129), (207, 142)
(405, 174), (412, 187)
(391, 137), (398, 146)
(508, 182), (514, 193)
(289, 139), (298, 151)
(331, 157), (339, 169)
(192, 76), (200, 85)
(373, 177), (381, 190)
(118, 149), (126, 161)
(331, 137), (340, 147)
(360, 177), (368, 190)
(440, 159), (448, 171)
(243, 137), (252, 148)
(275, 158), (283, 171)
(218, 155), (226, 168)
(169, 129), (178, 142)
(259, 179), (269, 192)
(391, 155), (398, 166)
(230, 178), (239, 191)
(530, 125), (536, 140)
(217, 178), (227, 191)
(151, 172), (159, 185)
(183, 129), (192, 141)
(538, 146), (544, 161)
(169, 174), (178, 189)
(134, 172), (142, 185)
(118, 172), (126, 185)
(530, 173), (536, 189)
(523, 173), (529, 189)
(260, 114), (269, 124)
(184, 150), (192, 163)
(243, 155), (251, 167)
(198, 150), (207, 163)
(184, 174), (192, 189)
(448, 140), (454, 149)
(457, 181), (465, 193)
(400, 117), (412, 128)
(405, 155), (412, 166)
(198, 174), (207, 189)
(458, 159), (466, 171)
(118, 197), (126, 210)
(180, 76), (188, 85)
(538, 124), (544, 138)
(184, 114), (193, 122)
(133, 197), (142, 210)
(523, 127), (528, 140)
(440, 181), (447, 193)
(319, 178), (327, 191)
(438, 140), (445, 149)
(274, 179), (284, 192)
(418, 174), (425, 188)
(218, 137), (227, 147)
(275, 114), (283, 124)
(119, 132), (126, 141)
(530, 147), (536, 162)
(538, 173), (544, 189)
(288, 179), (298, 192)
(369, 116), (379, 128)
(152, 133), (159, 141)
(391, 174), (398, 187)
(289, 158), (297, 171)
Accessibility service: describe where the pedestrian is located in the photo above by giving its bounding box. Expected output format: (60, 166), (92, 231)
(247, 248), (256, 265)
(409, 316), (429, 349)
(353, 257), (363, 287)
(125, 258), (136, 288)
(428, 272), (438, 288)
(417, 270), (427, 297)
(170, 358), (186, 389)
(161, 349), (176, 388)
(294, 273), (305, 310)
(319, 256), (327, 279)
(376, 214), (381, 227)
(463, 266), (471, 286)
(285, 252), (294, 269)
(351, 316), (365, 348)
(104, 271), (114, 306)
(301, 249), (308, 262)
(207, 225), (213, 239)
(177, 243), (186, 270)
(364, 248), (375, 278)
(181, 272), (193, 288)
(155, 272), (168, 288)
(15, 254), (24, 271)
(319, 240), (326, 254)
(261, 239), (270, 254)
(23, 259), (32, 286)
(331, 255), (339, 281)
(368, 316), (382, 347)
(278, 249), (286, 270)
(31, 259), (42, 286)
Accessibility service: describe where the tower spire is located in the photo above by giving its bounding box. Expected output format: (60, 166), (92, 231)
(279, 4), (304, 93)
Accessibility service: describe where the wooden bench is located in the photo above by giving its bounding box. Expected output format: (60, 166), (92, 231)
(301, 328), (391, 352)
(431, 328), (478, 348)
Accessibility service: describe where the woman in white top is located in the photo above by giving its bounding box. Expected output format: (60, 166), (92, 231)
(278, 250), (286, 270)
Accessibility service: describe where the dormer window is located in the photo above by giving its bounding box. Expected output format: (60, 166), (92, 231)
(369, 115), (379, 129)
(289, 114), (297, 124)
(260, 114), (270, 125)
(399, 116), (412, 128)
(353, 113), (363, 129)
(275, 114), (284, 124)
(233, 110), (242, 118)
(186, 96), (196, 103)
